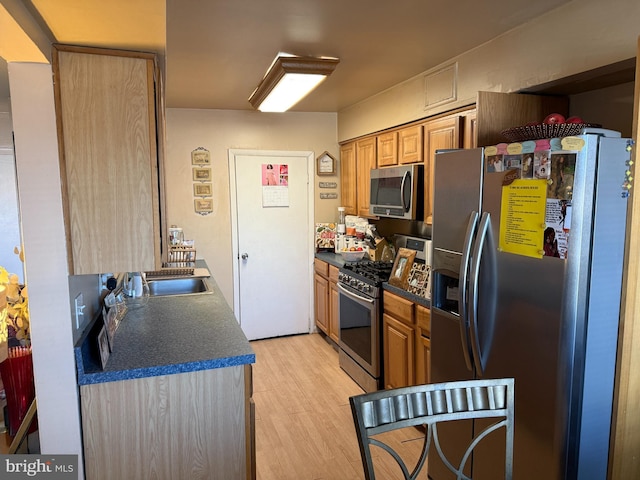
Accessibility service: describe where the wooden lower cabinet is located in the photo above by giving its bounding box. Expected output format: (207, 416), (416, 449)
(383, 291), (431, 389)
(415, 304), (432, 385)
(314, 259), (340, 343)
(81, 365), (253, 480)
(314, 272), (330, 334)
(383, 313), (415, 389)
(329, 266), (340, 343)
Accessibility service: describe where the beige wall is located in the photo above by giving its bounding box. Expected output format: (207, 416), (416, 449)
(10, 62), (84, 476)
(165, 109), (338, 304)
(338, 0), (640, 141)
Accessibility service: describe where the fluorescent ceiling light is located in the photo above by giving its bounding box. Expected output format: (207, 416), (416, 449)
(249, 53), (339, 112)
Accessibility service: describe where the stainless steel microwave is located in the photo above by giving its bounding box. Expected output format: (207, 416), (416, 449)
(369, 164), (424, 220)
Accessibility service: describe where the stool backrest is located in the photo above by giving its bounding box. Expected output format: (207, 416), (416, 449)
(349, 378), (515, 480)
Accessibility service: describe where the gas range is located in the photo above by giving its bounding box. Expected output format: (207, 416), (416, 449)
(338, 260), (394, 298)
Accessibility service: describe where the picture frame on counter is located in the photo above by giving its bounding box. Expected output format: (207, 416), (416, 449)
(97, 326), (110, 369)
(193, 183), (213, 197)
(389, 247), (417, 289)
(192, 167), (212, 182)
(316, 151), (336, 176)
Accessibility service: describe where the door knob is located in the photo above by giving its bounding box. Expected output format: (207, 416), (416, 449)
(241, 253), (249, 260)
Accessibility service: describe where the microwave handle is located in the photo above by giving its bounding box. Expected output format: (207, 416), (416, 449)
(400, 171), (410, 212)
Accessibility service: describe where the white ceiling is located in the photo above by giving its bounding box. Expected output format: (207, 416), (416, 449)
(11, 0), (572, 112)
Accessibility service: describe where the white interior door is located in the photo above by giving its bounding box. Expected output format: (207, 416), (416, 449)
(229, 149), (313, 340)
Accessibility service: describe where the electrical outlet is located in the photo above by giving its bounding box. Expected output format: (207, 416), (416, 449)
(74, 293), (85, 329)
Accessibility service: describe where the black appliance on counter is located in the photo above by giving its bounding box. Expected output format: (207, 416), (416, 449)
(337, 260), (393, 392)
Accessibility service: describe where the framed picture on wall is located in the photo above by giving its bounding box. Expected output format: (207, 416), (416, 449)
(316, 151), (336, 176)
(194, 198), (213, 214)
(192, 167), (212, 182)
(193, 183), (213, 197)
(191, 148), (211, 165)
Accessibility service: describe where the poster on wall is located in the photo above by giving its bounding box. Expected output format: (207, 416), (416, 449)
(262, 163), (289, 207)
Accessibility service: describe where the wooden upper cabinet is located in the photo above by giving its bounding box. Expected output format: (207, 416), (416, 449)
(399, 125), (423, 164)
(377, 131), (398, 167)
(356, 137), (377, 218)
(476, 91), (568, 147)
(340, 142), (357, 215)
(53, 45), (162, 274)
(423, 115), (462, 224)
(462, 109), (478, 149)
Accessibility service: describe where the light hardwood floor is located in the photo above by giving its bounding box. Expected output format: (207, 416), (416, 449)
(251, 333), (425, 480)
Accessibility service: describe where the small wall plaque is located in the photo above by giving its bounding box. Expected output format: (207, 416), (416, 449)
(316, 151), (336, 176)
(320, 193), (338, 199)
(319, 182), (337, 188)
(191, 147), (211, 165)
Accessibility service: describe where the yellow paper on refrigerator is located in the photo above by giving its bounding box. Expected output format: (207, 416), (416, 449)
(498, 179), (547, 258)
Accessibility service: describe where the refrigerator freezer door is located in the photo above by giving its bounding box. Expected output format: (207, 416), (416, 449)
(430, 148), (484, 480)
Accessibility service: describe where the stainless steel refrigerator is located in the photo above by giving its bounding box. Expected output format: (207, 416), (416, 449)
(429, 129), (631, 480)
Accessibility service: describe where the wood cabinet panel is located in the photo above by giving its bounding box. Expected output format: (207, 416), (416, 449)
(423, 115), (462, 224)
(54, 46), (161, 274)
(415, 334), (431, 386)
(399, 125), (423, 164)
(384, 291), (414, 325)
(329, 264), (340, 343)
(356, 137), (377, 218)
(462, 109), (478, 149)
(476, 91), (568, 147)
(340, 142), (357, 215)
(377, 131), (398, 166)
(329, 265), (339, 283)
(314, 261), (339, 342)
(314, 258), (329, 277)
(329, 281), (340, 344)
(81, 367), (248, 480)
(314, 272), (329, 335)
(416, 304), (431, 337)
(383, 313), (415, 389)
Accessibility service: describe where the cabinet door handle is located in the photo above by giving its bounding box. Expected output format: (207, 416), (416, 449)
(241, 253), (249, 260)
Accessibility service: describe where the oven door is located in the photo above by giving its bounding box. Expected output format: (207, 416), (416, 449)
(338, 283), (380, 377)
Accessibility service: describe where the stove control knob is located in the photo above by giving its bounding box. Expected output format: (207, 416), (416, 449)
(364, 284), (372, 294)
(357, 282), (365, 290)
(349, 278), (358, 287)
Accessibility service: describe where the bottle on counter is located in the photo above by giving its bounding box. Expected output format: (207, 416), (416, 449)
(337, 207), (346, 234)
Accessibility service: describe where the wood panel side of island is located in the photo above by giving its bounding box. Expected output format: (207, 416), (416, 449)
(81, 366), (247, 480)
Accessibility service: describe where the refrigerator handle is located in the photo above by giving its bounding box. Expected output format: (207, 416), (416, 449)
(400, 171), (410, 211)
(458, 211), (478, 371)
(469, 211), (491, 377)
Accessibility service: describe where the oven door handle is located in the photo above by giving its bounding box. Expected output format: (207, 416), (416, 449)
(338, 283), (375, 304)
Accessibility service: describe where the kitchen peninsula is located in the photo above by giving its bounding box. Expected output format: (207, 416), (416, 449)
(75, 271), (255, 480)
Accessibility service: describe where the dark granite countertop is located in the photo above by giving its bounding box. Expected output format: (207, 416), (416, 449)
(315, 252), (430, 308)
(75, 272), (255, 386)
(315, 251), (347, 269)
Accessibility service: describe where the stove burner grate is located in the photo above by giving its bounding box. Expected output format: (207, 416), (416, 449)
(341, 260), (394, 284)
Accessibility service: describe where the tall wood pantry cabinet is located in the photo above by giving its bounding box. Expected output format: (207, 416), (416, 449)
(53, 45), (164, 275)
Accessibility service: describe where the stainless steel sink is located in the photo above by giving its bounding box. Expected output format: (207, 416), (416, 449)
(147, 276), (212, 296)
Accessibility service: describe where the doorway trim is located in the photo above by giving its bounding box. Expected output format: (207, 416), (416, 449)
(228, 149), (315, 332)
